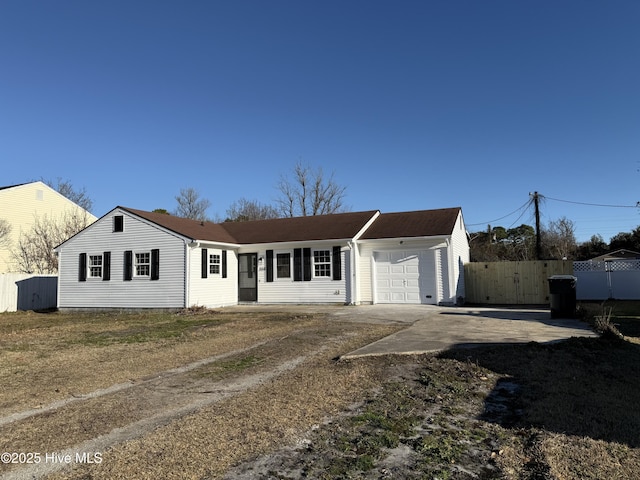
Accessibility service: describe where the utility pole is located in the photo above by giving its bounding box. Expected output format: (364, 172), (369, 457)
(532, 191), (541, 260)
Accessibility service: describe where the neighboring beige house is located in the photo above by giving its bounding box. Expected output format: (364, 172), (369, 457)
(0, 182), (98, 273)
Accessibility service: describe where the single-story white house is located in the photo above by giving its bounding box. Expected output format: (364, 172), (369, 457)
(55, 206), (469, 309)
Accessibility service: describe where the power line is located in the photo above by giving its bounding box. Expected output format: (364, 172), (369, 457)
(466, 199), (532, 227)
(543, 195), (640, 209)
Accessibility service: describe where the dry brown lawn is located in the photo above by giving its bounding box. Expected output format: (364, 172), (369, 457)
(1, 303), (640, 479)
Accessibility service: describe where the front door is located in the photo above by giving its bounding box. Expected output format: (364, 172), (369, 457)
(238, 253), (258, 302)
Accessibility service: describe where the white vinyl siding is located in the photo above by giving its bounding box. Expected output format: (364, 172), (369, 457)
(188, 247), (237, 308)
(255, 246), (349, 303)
(358, 238), (451, 305)
(449, 211), (470, 303)
(57, 210), (186, 309)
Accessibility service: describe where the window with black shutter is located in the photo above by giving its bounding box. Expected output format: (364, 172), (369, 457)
(201, 248), (208, 278)
(79, 253), (87, 282)
(266, 250), (274, 282)
(151, 249), (160, 280)
(124, 251), (133, 281)
(332, 246), (342, 280)
(222, 250), (227, 278)
(293, 248), (302, 281)
(303, 248), (311, 281)
(103, 251), (111, 281)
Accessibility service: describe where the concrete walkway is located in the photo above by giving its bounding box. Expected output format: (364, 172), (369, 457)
(340, 305), (598, 358)
(229, 304), (598, 358)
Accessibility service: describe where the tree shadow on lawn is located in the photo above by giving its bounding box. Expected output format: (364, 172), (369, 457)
(439, 335), (640, 447)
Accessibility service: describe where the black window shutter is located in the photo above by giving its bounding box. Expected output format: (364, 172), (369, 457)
(332, 246), (342, 281)
(79, 253), (87, 282)
(303, 248), (311, 281)
(266, 250), (274, 282)
(201, 248), (208, 279)
(293, 248), (302, 281)
(124, 250), (133, 281)
(222, 250), (227, 278)
(103, 251), (111, 281)
(151, 249), (160, 280)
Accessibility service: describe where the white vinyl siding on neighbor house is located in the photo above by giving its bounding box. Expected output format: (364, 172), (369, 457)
(57, 210), (187, 309)
(188, 247), (237, 308)
(254, 245), (349, 303)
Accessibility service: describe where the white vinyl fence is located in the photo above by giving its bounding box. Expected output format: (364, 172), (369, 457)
(573, 260), (640, 300)
(0, 274), (58, 312)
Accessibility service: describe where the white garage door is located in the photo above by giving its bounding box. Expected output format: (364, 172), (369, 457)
(374, 250), (437, 304)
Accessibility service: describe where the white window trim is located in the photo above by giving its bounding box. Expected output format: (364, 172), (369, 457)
(209, 253), (221, 275)
(87, 253), (103, 279)
(134, 251), (151, 278)
(312, 249), (332, 279)
(275, 250), (292, 280)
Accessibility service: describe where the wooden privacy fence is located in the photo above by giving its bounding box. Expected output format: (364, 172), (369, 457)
(464, 260), (574, 305)
(0, 274), (58, 312)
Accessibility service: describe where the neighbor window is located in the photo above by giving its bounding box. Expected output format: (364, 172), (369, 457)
(313, 250), (331, 277)
(209, 254), (221, 275)
(135, 252), (151, 277)
(88, 255), (103, 278)
(276, 253), (291, 279)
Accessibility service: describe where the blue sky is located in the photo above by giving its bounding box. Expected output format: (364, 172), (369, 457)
(1, 1), (639, 242)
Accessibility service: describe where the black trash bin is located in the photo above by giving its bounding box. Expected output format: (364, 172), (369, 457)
(548, 275), (577, 319)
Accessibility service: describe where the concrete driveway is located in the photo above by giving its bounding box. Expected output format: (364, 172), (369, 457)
(231, 304), (598, 358)
(336, 305), (598, 358)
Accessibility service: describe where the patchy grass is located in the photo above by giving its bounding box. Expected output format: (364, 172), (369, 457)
(226, 303), (640, 480)
(3, 305), (640, 479)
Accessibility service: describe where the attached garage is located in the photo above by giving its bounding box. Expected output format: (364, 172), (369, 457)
(373, 250), (439, 304)
(357, 208), (469, 305)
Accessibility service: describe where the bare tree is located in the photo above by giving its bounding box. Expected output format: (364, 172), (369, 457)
(275, 161), (348, 217)
(0, 218), (11, 247)
(543, 217), (577, 259)
(12, 211), (92, 273)
(42, 177), (94, 213)
(225, 198), (279, 222)
(173, 188), (211, 221)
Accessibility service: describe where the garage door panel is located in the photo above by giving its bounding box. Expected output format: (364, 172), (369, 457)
(377, 265), (390, 275)
(374, 249), (438, 304)
(406, 292), (421, 302)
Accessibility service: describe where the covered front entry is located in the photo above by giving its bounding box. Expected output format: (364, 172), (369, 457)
(374, 250), (438, 304)
(238, 253), (258, 302)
